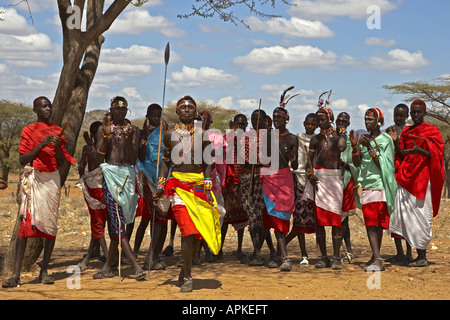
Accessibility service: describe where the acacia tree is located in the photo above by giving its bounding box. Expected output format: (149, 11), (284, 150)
(383, 76), (450, 197)
(3, 0), (289, 274)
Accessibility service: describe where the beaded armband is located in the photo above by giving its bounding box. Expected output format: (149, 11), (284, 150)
(96, 148), (106, 155)
(204, 178), (213, 191)
(157, 177), (167, 190)
(368, 147), (378, 158)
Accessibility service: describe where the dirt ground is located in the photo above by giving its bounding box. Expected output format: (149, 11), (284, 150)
(0, 181), (449, 302)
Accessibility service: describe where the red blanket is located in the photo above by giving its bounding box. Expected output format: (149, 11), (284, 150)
(396, 123), (444, 217)
(19, 122), (77, 172)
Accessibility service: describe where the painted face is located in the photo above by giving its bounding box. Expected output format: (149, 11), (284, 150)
(410, 105), (425, 126)
(176, 100), (196, 123)
(394, 107), (409, 126)
(335, 114), (350, 130)
(316, 113), (330, 130)
(34, 98), (52, 121)
(364, 111), (378, 133)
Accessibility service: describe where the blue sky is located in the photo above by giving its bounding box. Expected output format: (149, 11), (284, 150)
(0, 0), (449, 132)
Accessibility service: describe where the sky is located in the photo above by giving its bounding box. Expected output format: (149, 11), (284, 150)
(0, 0), (449, 132)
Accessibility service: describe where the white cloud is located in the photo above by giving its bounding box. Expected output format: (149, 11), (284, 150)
(170, 66), (239, 89)
(233, 45), (338, 74)
(246, 16), (334, 38)
(101, 45), (181, 65)
(367, 49), (431, 74)
(0, 9), (61, 69)
(107, 9), (187, 37)
(95, 45), (183, 82)
(217, 96), (234, 109)
(289, 0), (397, 21)
(365, 37), (396, 47)
(0, 7), (36, 35)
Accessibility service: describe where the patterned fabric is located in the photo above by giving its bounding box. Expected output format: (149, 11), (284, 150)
(222, 184), (247, 225)
(292, 173), (315, 233)
(239, 170), (266, 230)
(102, 178), (126, 240)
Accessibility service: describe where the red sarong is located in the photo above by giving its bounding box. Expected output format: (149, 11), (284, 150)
(18, 210), (55, 240)
(263, 208), (290, 235)
(171, 205), (202, 240)
(315, 205), (342, 228)
(342, 178), (356, 213)
(85, 186), (107, 239)
(362, 201), (390, 229)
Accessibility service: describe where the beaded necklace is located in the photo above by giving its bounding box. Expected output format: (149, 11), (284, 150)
(111, 121), (131, 142)
(174, 122), (195, 136)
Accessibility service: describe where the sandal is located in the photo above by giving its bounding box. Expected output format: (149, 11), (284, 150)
(280, 259), (292, 272)
(180, 278), (193, 293)
(366, 258), (386, 271)
(331, 257), (343, 270)
(135, 269), (147, 281)
(93, 270), (114, 279)
(299, 257), (309, 266)
(39, 274), (55, 285)
(315, 257), (331, 268)
(2, 277), (20, 288)
(408, 259), (428, 267)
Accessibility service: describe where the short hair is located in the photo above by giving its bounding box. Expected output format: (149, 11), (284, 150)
(33, 96), (50, 110)
(252, 109), (266, 118)
(146, 103), (162, 115)
(233, 113), (247, 123)
(89, 121), (102, 136)
(305, 113), (318, 122)
(394, 103), (409, 113)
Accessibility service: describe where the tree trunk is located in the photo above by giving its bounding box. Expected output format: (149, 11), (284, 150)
(1, 208), (43, 275)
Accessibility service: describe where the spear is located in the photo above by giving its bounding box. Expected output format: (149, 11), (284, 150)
(150, 42), (170, 259)
(156, 42), (170, 181)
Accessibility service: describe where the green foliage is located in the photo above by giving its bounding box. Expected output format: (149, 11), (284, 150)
(0, 100), (35, 179)
(383, 76), (450, 125)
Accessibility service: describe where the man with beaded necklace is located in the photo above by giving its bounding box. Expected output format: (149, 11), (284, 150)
(155, 95), (221, 293)
(92, 96), (146, 281)
(304, 106), (347, 269)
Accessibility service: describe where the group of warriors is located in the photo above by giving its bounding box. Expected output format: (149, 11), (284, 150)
(1, 89), (445, 293)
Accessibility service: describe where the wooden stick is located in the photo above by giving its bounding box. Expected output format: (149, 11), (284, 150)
(58, 122), (68, 137)
(408, 134), (427, 141)
(115, 184), (122, 282)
